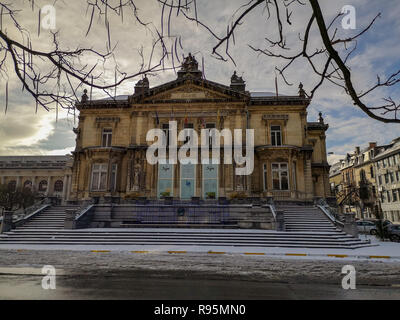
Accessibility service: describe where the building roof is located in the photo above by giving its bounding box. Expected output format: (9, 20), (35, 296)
(76, 54), (311, 109)
(0, 155), (72, 169)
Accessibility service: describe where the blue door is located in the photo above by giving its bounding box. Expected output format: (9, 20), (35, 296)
(180, 164), (196, 199)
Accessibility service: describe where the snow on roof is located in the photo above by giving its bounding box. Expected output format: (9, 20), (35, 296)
(100, 95), (130, 101)
(250, 91), (281, 97)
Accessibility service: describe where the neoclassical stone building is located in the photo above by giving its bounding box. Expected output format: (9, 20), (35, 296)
(0, 155), (73, 201)
(70, 54), (330, 202)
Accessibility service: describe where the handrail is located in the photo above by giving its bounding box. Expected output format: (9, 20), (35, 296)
(13, 204), (51, 227)
(23, 204), (51, 221)
(75, 204), (94, 221)
(316, 204), (335, 223)
(316, 203), (345, 229)
(264, 204), (277, 222)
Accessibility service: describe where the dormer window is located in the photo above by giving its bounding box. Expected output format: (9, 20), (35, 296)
(271, 125), (282, 146)
(101, 128), (112, 147)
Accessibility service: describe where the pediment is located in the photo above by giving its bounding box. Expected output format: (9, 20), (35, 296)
(147, 84), (231, 101)
(132, 78), (248, 104)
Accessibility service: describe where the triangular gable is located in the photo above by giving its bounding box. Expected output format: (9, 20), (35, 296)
(131, 78), (248, 103)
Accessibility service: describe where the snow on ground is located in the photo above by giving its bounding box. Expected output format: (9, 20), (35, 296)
(0, 235), (398, 262)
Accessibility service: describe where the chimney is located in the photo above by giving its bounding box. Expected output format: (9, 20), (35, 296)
(355, 146), (360, 154)
(134, 75), (149, 95)
(369, 142), (377, 149)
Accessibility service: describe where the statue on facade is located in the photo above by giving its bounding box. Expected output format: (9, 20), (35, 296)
(318, 112), (324, 124)
(181, 52), (198, 72)
(81, 89), (88, 102)
(231, 71), (244, 84)
(298, 83), (306, 98)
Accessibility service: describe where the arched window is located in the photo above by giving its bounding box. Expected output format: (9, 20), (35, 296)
(7, 180), (16, 192)
(23, 180), (32, 190)
(38, 180), (48, 192)
(54, 180), (63, 192)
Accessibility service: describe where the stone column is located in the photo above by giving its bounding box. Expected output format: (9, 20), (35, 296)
(304, 155), (313, 199)
(62, 175), (68, 201)
(32, 176), (37, 192)
(135, 112), (143, 145)
(45, 176), (51, 196)
(66, 175), (72, 202)
(16, 176), (21, 189)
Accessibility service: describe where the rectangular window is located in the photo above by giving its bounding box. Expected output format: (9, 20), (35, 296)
(101, 128), (112, 147)
(91, 164), (108, 191)
(263, 163), (268, 191)
(387, 191), (391, 202)
(370, 166), (374, 178)
(271, 163), (289, 190)
(292, 162), (297, 190)
(162, 123), (170, 146)
(180, 163), (196, 199)
(393, 190), (398, 202)
(158, 162), (174, 198)
(271, 125), (282, 146)
(202, 163), (218, 199)
(206, 123), (216, 147)
(390, 172), (395, 183)
(378, 175), (382, 185)
(385, 174), (389, 184)
(396, 171), (400, 182)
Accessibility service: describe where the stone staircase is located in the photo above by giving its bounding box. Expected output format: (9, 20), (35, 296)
(0, 229), (373, 248)
(0, 204), (373, 249)
(15, 205), (79, 230)
(278, 204), (339, 232)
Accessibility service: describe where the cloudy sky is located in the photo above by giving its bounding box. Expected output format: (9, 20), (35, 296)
(1, 0), (400, 163)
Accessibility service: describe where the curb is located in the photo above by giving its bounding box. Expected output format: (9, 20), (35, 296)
(14, 249), (400, 260)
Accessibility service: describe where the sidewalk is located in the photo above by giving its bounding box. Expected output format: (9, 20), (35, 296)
(0, 234), (398, 262)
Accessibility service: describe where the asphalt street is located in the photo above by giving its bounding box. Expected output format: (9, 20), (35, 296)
(0, 272), (399, 300)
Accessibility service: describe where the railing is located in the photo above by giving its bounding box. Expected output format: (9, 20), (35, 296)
(13, 203), (51, 229)
(11, 198), (49, 222)
(74, 204), (95, 229)
(316, 198), (344, 229)
(266, 204), (276, 222)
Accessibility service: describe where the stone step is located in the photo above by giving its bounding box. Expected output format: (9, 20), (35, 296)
(0, 232), (359, 241)
(5, 230), (352, 238)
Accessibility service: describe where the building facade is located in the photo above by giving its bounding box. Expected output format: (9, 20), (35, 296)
(329, 138), (400, 223)
(0, 156), (73, 201)
(69, 54), (331, 202)
(373, 138), (400, 222)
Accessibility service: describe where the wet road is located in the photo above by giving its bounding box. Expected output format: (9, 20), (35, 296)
(0, 272), (399, 300)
